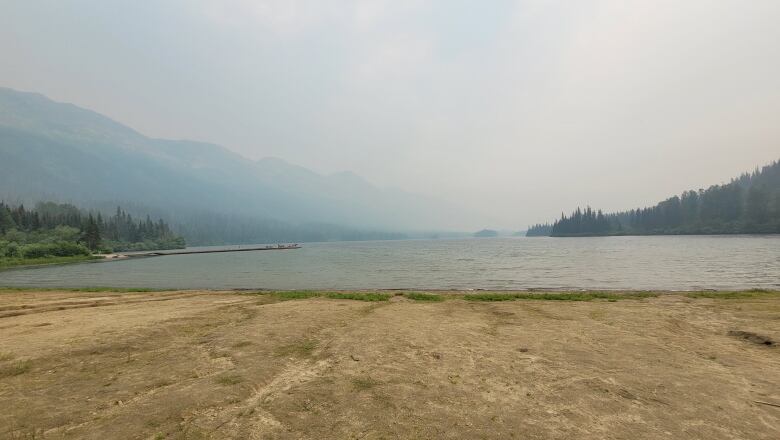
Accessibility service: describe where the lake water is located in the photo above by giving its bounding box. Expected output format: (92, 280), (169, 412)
(1, 236), (778, 290)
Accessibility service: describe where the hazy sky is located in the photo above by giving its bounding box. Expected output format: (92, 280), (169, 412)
(2, 0), (779, 229)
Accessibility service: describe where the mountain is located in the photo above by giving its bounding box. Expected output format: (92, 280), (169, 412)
(0, 87), (468, 242)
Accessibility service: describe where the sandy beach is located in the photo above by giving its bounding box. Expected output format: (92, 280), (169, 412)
(1, 289), (778, 439)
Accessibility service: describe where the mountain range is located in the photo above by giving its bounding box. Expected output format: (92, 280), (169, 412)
(0, 87), (470, 242)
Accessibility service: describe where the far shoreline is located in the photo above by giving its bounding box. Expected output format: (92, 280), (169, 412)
(1, 287), (778, 298)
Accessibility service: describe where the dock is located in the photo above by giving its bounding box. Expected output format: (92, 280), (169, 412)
(105, 244), (301, 260)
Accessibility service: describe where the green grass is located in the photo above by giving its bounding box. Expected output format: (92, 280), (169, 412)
(0, 255), (102, 270)
(685, 289), (780, 299)
(325, 292), (390, 301)
(463, 291), (658, 302)
(404, 292), (444, 302)
(262, 291), (391, 302)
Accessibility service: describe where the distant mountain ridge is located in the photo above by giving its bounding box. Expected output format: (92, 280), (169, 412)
(0, 87), (469, 242)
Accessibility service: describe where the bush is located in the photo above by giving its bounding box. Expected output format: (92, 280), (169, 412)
(0, 241), (20, 258)
(49, 226), (82, 243)
(20, 242), (91, 259)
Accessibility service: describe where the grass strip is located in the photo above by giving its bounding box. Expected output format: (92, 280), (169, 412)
(0, 255), (102, 270)
(463, 291), (658, 302)
(404, 292), (444, 302)
(325, 292), (391, 301)
(268, 291), (391, 302)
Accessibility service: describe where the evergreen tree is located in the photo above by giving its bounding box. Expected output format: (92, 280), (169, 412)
(526, 223), (553, 236)
(746, 185), (770, 224)
(82, 214), (102, 250)
(547, 159), (779, 236)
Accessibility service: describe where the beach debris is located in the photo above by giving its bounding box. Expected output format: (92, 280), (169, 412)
(727, 330), (774, 346)
(350, 354), (361, 361)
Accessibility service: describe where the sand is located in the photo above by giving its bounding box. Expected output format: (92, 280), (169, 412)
(0, 290), (778, 439)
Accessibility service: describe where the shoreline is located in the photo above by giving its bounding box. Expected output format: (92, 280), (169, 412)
(1, 287), (778, 297)
(0, 255), (103, 271)
(0, 244), (304, 271)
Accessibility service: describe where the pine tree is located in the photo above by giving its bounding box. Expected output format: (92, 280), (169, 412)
(746, 185), (770, 224)
(82, 215), (102, 251)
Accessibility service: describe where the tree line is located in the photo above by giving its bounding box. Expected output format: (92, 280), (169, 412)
(525, 223), (553, 236)
(0, 202), (185, 261)
(164, 207), (408, 246)
(539, 159), (780, 236)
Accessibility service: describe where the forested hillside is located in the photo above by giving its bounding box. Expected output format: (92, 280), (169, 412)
(0, 87), (470, 243)
(525, 223), (553, 236)
(0, 202), (184, 268)
(545, 160), (780, 236)
(173, 211), (406, 245)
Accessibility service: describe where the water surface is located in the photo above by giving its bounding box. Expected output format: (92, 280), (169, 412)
(1, 236), (778, 290)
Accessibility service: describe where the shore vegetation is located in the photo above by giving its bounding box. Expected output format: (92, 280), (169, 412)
(0, 202), (185, 269)
(531, 159), (780, 236)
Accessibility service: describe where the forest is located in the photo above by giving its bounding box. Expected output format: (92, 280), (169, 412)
(0, 202), (185, 267)
(543, 159), (780, 236)
(525, 223), (553, 236)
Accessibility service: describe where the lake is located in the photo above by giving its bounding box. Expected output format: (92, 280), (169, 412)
(1, 236), (778, 290)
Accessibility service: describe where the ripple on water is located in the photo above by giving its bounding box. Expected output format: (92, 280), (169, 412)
(0, 236), (779, 290)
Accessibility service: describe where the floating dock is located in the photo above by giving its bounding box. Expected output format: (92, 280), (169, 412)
(106, 244), (301, 259)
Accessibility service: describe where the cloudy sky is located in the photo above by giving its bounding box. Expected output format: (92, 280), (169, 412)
(2, 0), (779, 229)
